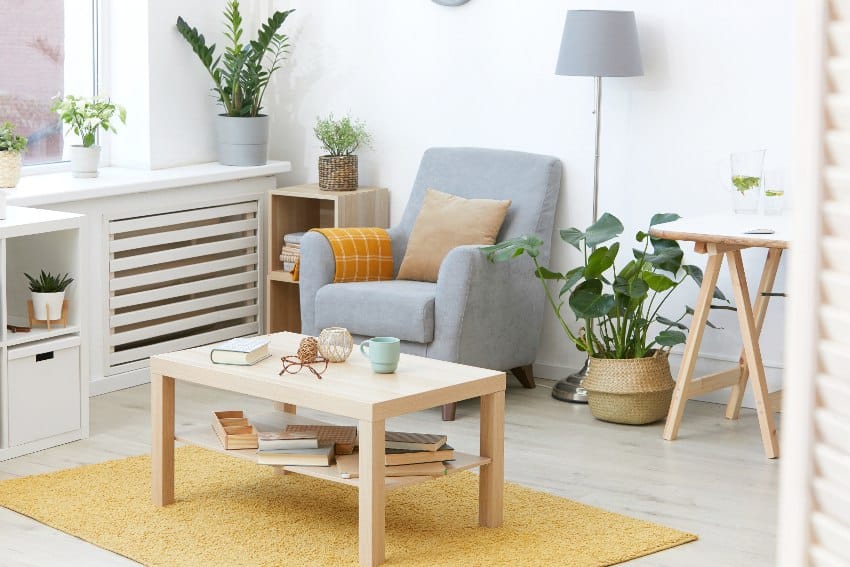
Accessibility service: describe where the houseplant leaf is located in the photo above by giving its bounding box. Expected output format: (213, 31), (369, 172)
(650, 213), (681, 226)
(656, 315), (689, 330)
(585, 213), (624, 247)
(584, 243), (619, 278)
(560, 228), (584, 251)
(613, 275), (649, 299)
(559, 266), (585, 297)
(569, 279), (616, 319)
(654, 329), (687, 347)
(535, 266), (563, 280)
(641, 271), (677, 292)
(683, 264), (730, 302)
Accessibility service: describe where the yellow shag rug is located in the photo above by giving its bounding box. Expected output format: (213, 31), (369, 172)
(0, 446), (695, 566)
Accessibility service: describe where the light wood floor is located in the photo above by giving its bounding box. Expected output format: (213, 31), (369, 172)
(0, 378), (778, 566)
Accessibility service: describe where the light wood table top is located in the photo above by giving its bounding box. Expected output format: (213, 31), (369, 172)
(151, 331), (506, 421)
(650, 213), (791, 249)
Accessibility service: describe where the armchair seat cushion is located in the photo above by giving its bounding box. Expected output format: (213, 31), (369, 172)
(314, 280), (436, 343)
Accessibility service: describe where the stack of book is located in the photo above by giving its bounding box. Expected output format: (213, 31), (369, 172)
(336, 431), (454, 479)
(280, 232), (304, 273)
(255, 431), (334, 467)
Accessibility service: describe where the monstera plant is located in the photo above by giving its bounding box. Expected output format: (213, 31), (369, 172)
(484, 213), (728, 424)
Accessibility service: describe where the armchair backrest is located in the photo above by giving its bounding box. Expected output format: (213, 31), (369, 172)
(397, 147), (563, 263)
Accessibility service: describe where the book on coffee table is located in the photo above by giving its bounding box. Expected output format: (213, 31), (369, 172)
(210, 337), (271, 366)
(256, 444), (334, 467)
(385, 431), (448, 452)
(385, 445), (454, 466)
(335, 453), (448, 479)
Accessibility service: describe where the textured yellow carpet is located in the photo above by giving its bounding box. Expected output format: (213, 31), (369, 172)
(0, 446), (695, 566)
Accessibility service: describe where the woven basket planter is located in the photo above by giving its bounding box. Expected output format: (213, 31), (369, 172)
(0, 151), (22, 188)
(583, 351), (675, 425)
(318, 155), (358, 191)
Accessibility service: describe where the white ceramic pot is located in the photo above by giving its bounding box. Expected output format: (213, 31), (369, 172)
(69, 145), (101, 178)
(0, 151), (22, 188)
(215, 115), (269, 166)
(31, 291), (65, 321)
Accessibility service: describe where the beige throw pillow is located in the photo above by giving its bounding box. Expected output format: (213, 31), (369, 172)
(397, 189), (511, 282)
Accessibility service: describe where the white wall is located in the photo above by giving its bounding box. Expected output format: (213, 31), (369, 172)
(262, 0), (793, 406)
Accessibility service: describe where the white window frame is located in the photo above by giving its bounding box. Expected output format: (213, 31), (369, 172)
(22, 0), (102, 176)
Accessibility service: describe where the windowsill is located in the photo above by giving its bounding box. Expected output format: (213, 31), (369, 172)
(8, 161), (292, 207)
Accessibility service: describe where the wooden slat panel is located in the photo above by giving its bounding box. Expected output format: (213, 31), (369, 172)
(110, 218), (257, 253)
(110, 304), (258, 347)
(820, 271), (850, 310)
(110, 270), (258, 309)
(827, 131), (850, 166)
(821, 237), (850, 274)
(108, 201), (257, 234)
(108, 322), (259, 367)
(110, 287), (258, 328)
(819, 306), (850, 345)
(817, 374), (850, 421)
(823, 202), (850, 238)
(110, 253), (258, 291)
(110, 235), (257, 272)
(812, 513), (850, 562)
(814, 478), (850, 534)
(812, 546), (849, 567)
(815, 444), (850, 491)
(815, 408), (850, 454)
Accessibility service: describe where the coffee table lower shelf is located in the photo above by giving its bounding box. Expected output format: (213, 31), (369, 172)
(175, 414), (491, 492)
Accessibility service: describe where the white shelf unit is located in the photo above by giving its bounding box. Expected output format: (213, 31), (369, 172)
(0, 206), (86, 461)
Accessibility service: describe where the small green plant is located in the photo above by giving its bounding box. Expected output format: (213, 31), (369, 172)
(732, 175), (761, 194)
(314, 114), (373, 156)
(51, 94), (126, 147)
(25, 270), (74, 293)
(176, 1), (295, 117)
(0, 122), (28, 153)
(484, 213), (728, 359)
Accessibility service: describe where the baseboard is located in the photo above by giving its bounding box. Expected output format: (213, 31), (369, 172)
(90, 368), (151, 396)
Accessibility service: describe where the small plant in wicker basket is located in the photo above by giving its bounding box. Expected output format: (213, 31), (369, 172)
(314, 113), (372, 191)
(484, 212), (728, 424)
(0, 122), (28, 189)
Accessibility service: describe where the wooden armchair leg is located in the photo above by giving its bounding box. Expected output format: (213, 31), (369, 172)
(511, 365), (536, 389)
(442, 403), (457, 421)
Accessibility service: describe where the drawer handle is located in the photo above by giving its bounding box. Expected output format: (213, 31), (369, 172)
(36, 352), (54, 362)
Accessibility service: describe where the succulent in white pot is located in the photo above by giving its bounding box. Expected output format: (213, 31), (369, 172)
(0, 121), (28, 189)
(51, 94), (126, 178)
(25, 270), (74, 321)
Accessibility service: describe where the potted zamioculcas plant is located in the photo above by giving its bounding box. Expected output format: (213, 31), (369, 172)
(314, 113), (372, 191)
(0, 121), (28, 189)
(485, 213), (727, 425)
(25, 270), (74, 322)
(176, 1), (295, 166)
(52, 94), (126, 178)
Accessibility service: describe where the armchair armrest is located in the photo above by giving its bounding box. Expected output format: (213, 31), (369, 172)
(298, 226), (408, 335)
(430, 244), (545, 370)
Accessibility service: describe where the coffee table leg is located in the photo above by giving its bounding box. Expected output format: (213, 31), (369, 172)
(358, 418), (385, 566)
(151, 373), (175, 506)
(479, 390), (505, 527)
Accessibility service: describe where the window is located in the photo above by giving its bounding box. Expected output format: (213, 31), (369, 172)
(0, 0), (97, 166)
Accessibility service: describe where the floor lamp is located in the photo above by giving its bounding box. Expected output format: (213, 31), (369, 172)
(552, 10), (644, 403)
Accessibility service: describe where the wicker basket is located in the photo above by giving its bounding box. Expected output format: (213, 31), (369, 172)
(0, 151), (22, 189)
(583, 351), (675, 425)
(318, 155), (358, 191)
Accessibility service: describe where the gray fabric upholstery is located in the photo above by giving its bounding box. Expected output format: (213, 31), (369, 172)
(299, 147), (562, 372)
(315, 280), (436, 343)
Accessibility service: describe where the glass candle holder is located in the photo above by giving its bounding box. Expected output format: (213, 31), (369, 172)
(730, 149), (766, 214)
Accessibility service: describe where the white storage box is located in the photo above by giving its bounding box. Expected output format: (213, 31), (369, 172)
(7, 336), (81, 447)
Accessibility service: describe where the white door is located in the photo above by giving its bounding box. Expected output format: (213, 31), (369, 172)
(777, 0), (850, 565)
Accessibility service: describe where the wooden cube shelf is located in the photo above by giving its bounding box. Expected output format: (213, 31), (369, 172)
(266, 184), (389, 334)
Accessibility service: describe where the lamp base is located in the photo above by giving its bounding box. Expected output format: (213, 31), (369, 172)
(551, 358), (589, 403)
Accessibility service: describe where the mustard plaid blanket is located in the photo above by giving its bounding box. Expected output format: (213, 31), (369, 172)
(303, 227), (393, 283)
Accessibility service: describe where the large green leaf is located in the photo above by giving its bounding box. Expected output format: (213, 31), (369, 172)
(641, 271), (677, 292)
(535, 267), (563, 280)
(613, 275), (649, 299)
(655, 329), (687, 347)
(638, 244), (683, 274)
(618, 259), (640, 281)
(585, 213), (624, 248)
(483, 235), (543, 263)
(682, 264), (729, 302)
(584, 243), (619, 278)
(656, 315), (688, 331)
(569, 279), (616, 319)
(560, 228), (585, 251)
(650, 213), (681, 226)
(559, 266), (585, 297)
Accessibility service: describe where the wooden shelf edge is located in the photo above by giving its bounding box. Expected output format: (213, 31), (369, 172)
(176, 412), (488, 491)
(268, 270), (298, 284)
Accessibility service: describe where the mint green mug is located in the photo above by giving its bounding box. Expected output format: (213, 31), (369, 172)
(360, 337), (401, 373)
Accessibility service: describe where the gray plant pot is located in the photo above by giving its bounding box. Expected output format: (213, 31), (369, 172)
(215, 115), (270, 166)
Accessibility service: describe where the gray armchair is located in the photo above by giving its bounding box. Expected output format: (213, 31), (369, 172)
(299, 147), (562, 420)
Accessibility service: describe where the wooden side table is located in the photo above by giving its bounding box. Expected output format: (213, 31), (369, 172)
(650, 214), (790, 459)
(266, 185), (390, 334)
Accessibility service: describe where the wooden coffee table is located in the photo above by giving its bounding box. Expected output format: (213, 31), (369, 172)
(149, 332), (506, 567)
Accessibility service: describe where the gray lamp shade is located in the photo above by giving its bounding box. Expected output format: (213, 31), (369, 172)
(555, 10), (643, 77)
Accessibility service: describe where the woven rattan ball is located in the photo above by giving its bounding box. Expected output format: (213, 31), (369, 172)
(297, 337), (319, 363)
(318, 327), (354, 362)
